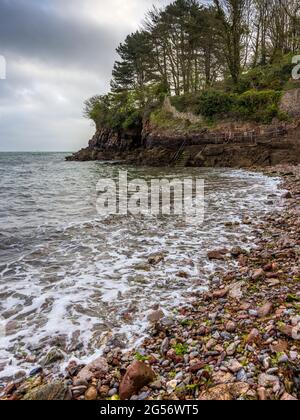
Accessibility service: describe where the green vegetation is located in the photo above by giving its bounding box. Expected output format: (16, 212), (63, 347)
(172, 343), (189, 356)
(134, 352), (151, 362)
(84, 1), (300, 131)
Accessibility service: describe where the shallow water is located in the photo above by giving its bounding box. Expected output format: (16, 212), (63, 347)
(0, 152), (282, 379)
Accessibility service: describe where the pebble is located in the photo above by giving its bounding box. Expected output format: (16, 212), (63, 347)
(160, 338), (169, 355)
(108, 388), (118, 397)
(236, 369), (247, 382)
(225, 321), (236, 332)
(85, 386), (98, 401)
(278, 354), (289, 364)
(29, 367), (43, 377)
(227, 359), (243, 373)
(226, 343), (237, 356)
(290, 351), (298, 361)
(72, 385), (87, 397)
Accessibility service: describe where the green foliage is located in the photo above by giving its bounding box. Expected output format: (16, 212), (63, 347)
(84, 92), (143, 130)
(172, 343), (189, 356)
(235, 90), (282, 123)
(194, 90), (235, 117)
(135, 352), (150, 362)
(171, 88), (283, 124)
(236, 55), (296, 93)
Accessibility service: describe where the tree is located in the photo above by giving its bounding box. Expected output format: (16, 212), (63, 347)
(214, 0), (247, 84)
(111, 31), (154, 95)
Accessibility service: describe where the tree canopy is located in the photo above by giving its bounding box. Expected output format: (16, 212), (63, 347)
(85, 0), (300, 129)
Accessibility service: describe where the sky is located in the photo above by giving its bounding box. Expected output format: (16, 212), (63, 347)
(0, 0), (171, 152)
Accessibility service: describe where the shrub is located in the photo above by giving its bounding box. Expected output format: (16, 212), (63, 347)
(194, 90), (234, 117)
(168, 88), (282, 124)
(235, 89), (282, 123)
(236, 54), (295, 93)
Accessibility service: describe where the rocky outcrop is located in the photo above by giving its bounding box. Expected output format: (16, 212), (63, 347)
(67, 89), (300, 168)
(163, 96), (203, 124)
(280, 87), (300, 117)
(66, 126), (142, 162)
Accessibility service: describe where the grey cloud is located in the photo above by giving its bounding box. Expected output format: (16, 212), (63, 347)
(0, 0), (170, 151)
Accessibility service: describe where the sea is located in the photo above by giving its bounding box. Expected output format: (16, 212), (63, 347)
(0, 152), (283, 379)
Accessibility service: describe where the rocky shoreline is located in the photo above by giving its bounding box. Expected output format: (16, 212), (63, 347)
(1, 165), (299, 401)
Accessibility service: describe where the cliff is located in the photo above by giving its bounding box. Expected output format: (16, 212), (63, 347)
(67, 90), (300, 168)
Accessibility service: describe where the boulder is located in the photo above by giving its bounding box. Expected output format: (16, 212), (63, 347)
(119, 361), (156, 400)
(40, 347), (65, 367)
(22, 381), (71, 401)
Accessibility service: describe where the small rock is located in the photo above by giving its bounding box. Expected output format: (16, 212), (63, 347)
(165, 379), (177, 394)
(236, 369), (247, 382)
(270, 340), (288, 353)
(72, 385), (87, 397)
(98, 385), (110, 397)
(85, 386), (98, 401)
(246, 328), (260, 344)
(282, 192), (292, 199)
(76, 357), (108, 383)
(29, 367), (43, 377)
(226, 343), (237, 356)
(225, 321), (236, 332)
(290, 351), (298, 361)
(228, 281), (245, 300)
(148, 253), (164, 265)
(147, 309), (164, 323)
(108, 388), (118, 397)
(281, 392), (297, 401)
(199, 384), (232, 401)
(227, 359), (243, 374)
(212, 371), (234, 384)
(258, 373), (280, 392)
(252, 269), (265, 281)
(213, 289), (228, 299)
(40, 347), (65, 367)
(119, 361), (155, 400)
(231, 247), (245, 258)
(257, 387), (267, 401)
(160, 338), (169, 355)
(278, 354), (289, 364)
(206, 339), (217, 350)
(257, 302), (273, 318)
(230, 382), (250, 398)
(278, 324), (296, 339)
(207, 249), (228, 260)
(150, 380), (162, 390)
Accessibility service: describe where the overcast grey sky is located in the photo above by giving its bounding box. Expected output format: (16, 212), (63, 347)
(0, 0), (171, 151)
